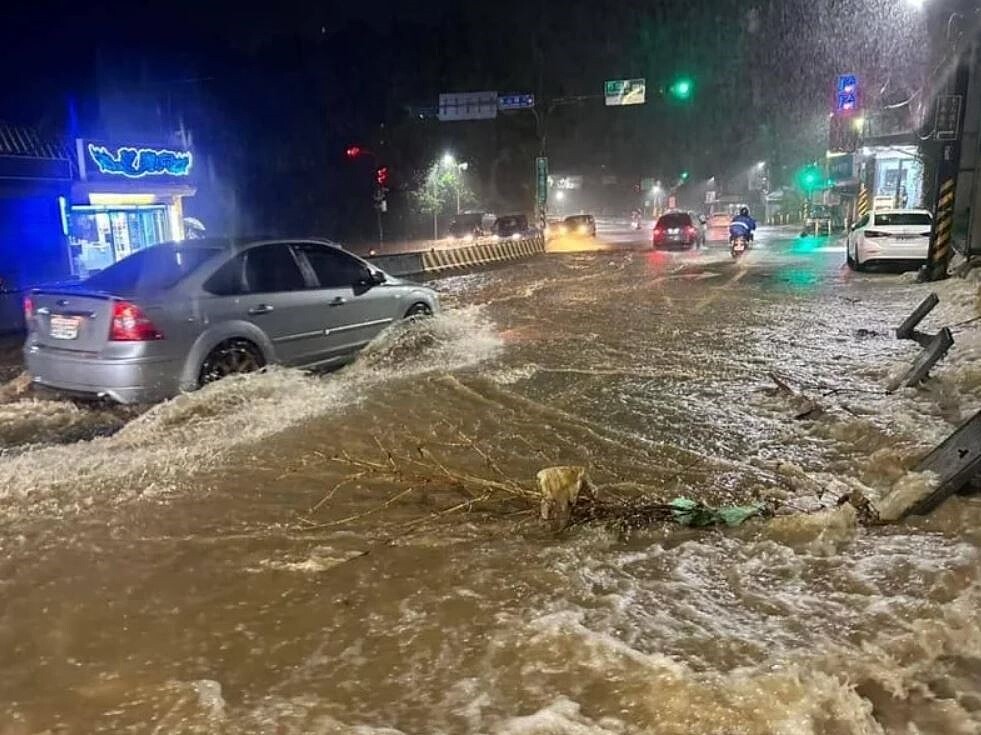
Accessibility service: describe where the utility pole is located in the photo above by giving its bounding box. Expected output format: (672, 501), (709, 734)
(923, 0), (978, 280)
(530, 95), (599, 225)
(923, 57), (971, 280)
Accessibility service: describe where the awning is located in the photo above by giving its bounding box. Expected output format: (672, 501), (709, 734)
(71, 180), (196, 204)
(0, 120), (75, 182)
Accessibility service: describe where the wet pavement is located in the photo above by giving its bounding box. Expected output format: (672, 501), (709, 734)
(0, 228), (979, 734)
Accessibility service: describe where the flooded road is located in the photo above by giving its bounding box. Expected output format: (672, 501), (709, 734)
(1, 229), (980, 734)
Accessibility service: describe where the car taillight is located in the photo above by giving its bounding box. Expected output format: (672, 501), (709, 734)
(686, 226), (697, 235)
(109, 301), (163, 341)
(23, 296), (33, 321)
(653, 228), (664, 237)
(864, 230), (888, 238)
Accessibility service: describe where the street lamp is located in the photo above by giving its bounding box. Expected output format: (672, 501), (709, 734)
(756, 161), (766, 170)
(445, 157), (468, 214)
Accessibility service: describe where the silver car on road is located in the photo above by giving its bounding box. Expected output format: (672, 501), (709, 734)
(24, 238), (439, 403)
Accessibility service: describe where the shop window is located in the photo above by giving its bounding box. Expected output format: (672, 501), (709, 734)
(69, 205), (173, 278)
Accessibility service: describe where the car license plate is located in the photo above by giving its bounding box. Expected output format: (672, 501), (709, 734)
(49, 315), (80, 340)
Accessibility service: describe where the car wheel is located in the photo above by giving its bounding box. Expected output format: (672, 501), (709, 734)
(199, 339), (265, 387)
(404, 302), (433, 319)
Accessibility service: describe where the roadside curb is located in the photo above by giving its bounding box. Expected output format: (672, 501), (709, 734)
(368, 235), (546, 277)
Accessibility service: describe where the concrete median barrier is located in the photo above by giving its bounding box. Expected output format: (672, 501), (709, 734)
(368, 235), (546, 278)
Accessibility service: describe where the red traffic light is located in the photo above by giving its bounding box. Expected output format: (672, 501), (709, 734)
(345, 145), (362, 159)
(375, 166), (389, 186)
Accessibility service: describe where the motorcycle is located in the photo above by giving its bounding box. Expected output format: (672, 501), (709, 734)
(730, 235), (749, 259)
(631, 212), (642, 231)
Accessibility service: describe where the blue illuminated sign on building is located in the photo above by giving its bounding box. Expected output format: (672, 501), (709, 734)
(87, 143), (193, 178)
(835, 74), (858, 114)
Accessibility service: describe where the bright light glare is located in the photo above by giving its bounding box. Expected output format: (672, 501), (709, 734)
(442, 153), (456, 166)
(555, 191), (566, 201)
(756, 161), (766, 169)
(458, 161), (469, 171)
(852, 116), (865, 132)
(905, 0), (925, 8)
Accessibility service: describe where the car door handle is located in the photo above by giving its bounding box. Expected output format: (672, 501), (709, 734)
(248, 304), (274, 315)
(328, 297), (346, 307)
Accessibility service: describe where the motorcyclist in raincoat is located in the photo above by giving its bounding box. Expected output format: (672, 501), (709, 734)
(729, 207), (757, 243)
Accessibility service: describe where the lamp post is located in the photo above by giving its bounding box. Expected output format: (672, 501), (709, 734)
(455, 161), (468, 214)
(441, 154), (468, 215)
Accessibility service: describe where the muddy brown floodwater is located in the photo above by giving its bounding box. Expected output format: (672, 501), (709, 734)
(0, 229), (979, 734)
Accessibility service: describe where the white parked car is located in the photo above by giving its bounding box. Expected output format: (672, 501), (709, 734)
(846, 209), (933, 271)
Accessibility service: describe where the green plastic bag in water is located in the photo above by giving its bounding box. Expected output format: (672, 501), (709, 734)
(668, 497), (765, 527)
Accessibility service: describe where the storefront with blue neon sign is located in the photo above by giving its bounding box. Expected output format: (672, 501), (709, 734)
(68, 139), (197, 277)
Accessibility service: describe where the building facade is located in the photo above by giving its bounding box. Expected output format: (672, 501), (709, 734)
(0, 121), (195, 332)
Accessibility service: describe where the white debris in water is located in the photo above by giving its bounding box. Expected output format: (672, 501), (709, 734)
(250, 547), (366, 574)
(192, 679), (226, 720)
(488, 364), (539, 385)
(874, 470), (940, 522)
(491, 697), (625, 734)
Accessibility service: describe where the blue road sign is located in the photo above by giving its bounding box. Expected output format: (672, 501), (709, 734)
(499, 94), (535, 110)
(835, 74), (858, 114)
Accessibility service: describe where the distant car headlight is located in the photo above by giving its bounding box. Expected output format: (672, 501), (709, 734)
(559, 225), (568, 234)
(511, 233), (521, 240)
(464, 233), (475, 242)
(492, 234), (501, 241)
(577, 225), (588, 234)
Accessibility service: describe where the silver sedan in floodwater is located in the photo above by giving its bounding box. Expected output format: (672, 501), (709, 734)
(24, 238), (439, 403)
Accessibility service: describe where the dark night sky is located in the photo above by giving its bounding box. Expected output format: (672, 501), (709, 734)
(0, 0), (926, 238)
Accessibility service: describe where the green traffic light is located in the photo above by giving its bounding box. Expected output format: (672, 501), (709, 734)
(798, 165), (822, 191)
(680, 171), (689, 180)
(669, 77), (693, 101)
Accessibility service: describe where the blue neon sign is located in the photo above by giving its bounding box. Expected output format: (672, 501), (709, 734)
(87, 143), (193, 178)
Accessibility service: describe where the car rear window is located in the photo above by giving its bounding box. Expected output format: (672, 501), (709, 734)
(497, 216), (527, 230)
(873, 212), (931, 227)
(657, 213), (692, 228)
(564, 215), (591, 225)
(83, 246), (217, 293)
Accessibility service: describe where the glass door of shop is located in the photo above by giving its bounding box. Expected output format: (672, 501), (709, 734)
(69, 205), (171, 278)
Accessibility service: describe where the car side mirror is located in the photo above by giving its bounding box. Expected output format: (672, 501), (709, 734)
(370, 270), (387, 285)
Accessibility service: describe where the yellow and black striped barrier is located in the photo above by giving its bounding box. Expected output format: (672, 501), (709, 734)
(420, 235), (546, 273)
(925, 178), (956, 280)
(368, 235), (547, 278)
(856, 184), (870, 218)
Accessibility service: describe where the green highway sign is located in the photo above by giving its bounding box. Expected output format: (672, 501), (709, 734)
(605, 78), (646, 106)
